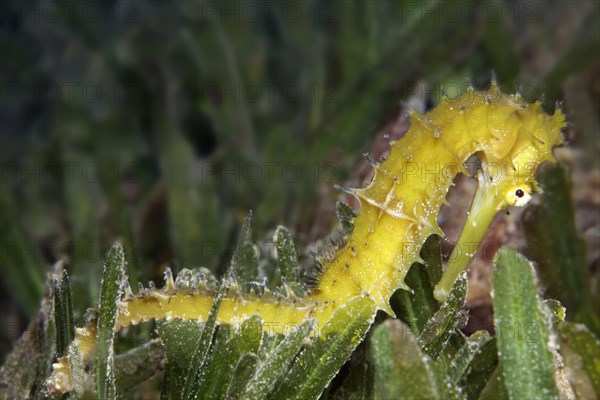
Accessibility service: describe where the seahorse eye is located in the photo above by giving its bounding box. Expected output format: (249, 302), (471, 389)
(505, 185), (532, 207)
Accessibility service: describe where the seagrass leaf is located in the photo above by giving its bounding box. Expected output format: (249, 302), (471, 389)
(244, 319), (315, 400)
(53, 265), (74, 357)
(393, 235), (443, 335)
(271, 296), (376, 400)
(114, 339), (164, 393)
(492, 247), (561, 400)
(418, 272), (468, 359)
(558, 321), (600, 397)
(199, 314), (263, 399)
(371, 319), (444, 400)
(157, 320), (203, 400)
(96, 242), (126, 400)
(524, 164), (598, 331)
(448, 330), (493, 383)
(275, 225), (301, 285)
(455, 335), (498, 399)
(336, 201), (357, 235)
(225, 354), (260, 399)
(181, 211), (253, 399)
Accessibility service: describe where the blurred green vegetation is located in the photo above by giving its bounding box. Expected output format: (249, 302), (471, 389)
(0, 0), (599, 398)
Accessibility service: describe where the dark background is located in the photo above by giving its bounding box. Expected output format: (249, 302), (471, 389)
(1, 0), (598, 365)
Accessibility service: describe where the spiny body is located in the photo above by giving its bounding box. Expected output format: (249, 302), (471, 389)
(48, 83), (565, 394)
(118, 83), (564, 330)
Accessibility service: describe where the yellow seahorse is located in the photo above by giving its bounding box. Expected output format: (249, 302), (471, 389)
(47, 81), (565, 394)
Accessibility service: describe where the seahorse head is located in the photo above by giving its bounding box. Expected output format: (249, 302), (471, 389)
(433, 83), (566, 301)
